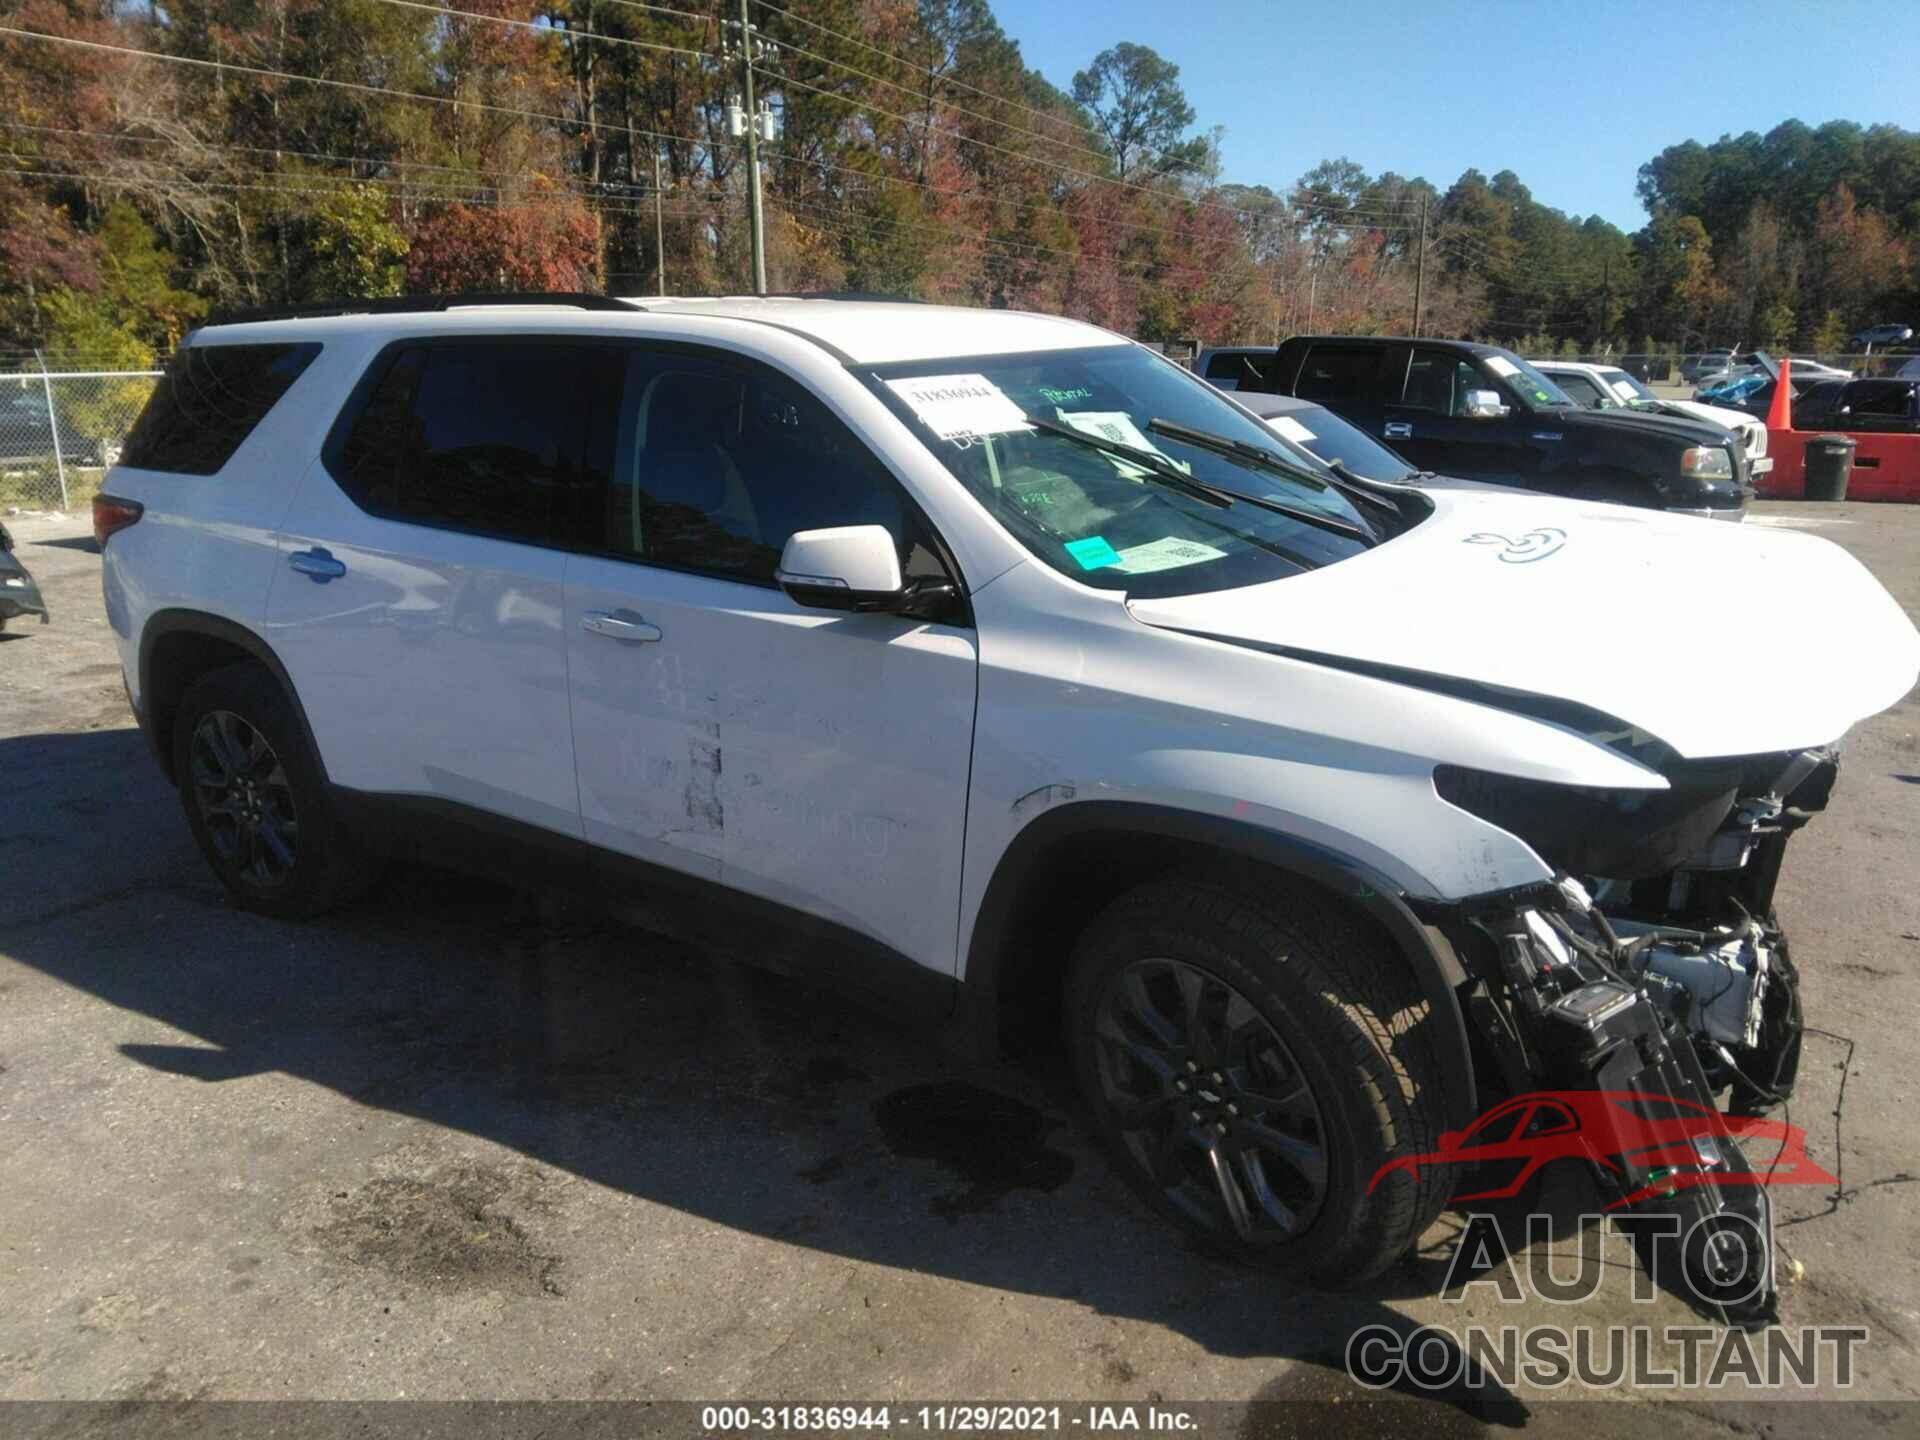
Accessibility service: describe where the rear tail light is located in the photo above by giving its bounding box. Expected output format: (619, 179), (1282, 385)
(92, 494), (144, 547)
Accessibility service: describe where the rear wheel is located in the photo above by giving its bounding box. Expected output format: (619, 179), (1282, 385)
(173, 663), (365, 919)
(1067, 874), (1452, 1287)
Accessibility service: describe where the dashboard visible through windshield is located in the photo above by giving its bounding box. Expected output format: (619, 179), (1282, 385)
(863, 345), (1387, 597)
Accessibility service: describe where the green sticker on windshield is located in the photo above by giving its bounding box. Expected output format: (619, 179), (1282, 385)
(1064, 535), (1121, 570)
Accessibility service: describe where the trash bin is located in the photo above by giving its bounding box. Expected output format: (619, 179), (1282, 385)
(1804, 434), (1857, 501)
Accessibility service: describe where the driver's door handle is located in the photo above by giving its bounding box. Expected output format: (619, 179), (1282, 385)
(288, 547), (346, 583)
(580, 609), (663, 643)
(1384, 421), (1413, 438)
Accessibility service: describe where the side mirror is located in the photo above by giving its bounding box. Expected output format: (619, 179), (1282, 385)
(775, 525), (957, 620)
(1463, 389), (1510, 420)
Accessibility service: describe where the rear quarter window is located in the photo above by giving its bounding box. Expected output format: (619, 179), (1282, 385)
(1294, 344), (1390, 405)
(119, 343), (321, 475)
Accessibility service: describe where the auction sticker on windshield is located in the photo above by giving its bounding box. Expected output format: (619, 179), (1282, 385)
(1111, 536), (1227, 574)
(1484, 356), (1520, 378)
(1264, 415), (1316, 444)
(885, 373), (1031, 441)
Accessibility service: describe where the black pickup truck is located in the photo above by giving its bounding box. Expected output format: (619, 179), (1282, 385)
(1216, 336), (1753, 518)
(1798, 376), (1920, 432)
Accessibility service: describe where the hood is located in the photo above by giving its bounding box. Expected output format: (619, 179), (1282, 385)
(1567, 404), (1731, 447)
(1660, 398), (1756, 435)
(1127, 488), (1920, 761)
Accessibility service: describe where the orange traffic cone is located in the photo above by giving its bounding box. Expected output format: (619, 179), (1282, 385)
(1766, 356), (1793, 432)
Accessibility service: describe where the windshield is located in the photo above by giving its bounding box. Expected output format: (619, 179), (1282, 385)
(1484, 353), (1575, 410)
(864, 345), (1379, 596)
(1256, 403), (1415, 482)
(1597, 368), (1662, 409)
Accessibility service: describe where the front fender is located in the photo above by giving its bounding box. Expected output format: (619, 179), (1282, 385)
(963, 799), (1479, 1131)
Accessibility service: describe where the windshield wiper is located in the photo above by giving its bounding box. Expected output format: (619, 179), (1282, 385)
(1145, 416), (1407, 533)
(1022, 414), (1373, 544)
(1319, 459), (1425, 527)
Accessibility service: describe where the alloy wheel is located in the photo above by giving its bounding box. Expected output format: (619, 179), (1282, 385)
(189, 708), (299, 888)
(1092, 957), (1329, 1242)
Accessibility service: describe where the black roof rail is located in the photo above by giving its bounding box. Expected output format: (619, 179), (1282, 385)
(202, 292), (643, 328)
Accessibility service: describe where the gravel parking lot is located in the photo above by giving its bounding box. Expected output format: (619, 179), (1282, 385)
(2, 503), (1917, 1435)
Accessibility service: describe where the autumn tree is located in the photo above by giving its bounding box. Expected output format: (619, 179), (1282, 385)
(405, 200), (602, 292)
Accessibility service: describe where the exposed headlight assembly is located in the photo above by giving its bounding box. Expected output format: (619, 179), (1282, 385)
(1433, 765), (1739, 879)
(1679, 445), (1734, 480)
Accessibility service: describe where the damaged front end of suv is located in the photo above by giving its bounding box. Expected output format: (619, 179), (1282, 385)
(1422, 741), (1842, 1325)
(1125, 486), (1920, 1321)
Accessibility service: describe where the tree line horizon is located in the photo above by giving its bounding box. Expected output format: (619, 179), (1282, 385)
(3, 2), (1915, 369)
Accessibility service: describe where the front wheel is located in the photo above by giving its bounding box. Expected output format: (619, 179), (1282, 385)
(172, 663), (366, 920)
(1067, 875), (1453, 1287)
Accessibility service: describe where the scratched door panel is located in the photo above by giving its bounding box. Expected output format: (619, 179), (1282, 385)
(711, 598), (977, 971)
(563, 550), (977, 969)
(563, 554), (734, 879)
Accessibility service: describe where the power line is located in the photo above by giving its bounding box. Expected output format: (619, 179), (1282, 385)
(743, 24), (1119, 168)
(748, 0), (1114, 150)
(0, 164), (719, 222)
(4, 20), (1424, 251)
(0, 120), (696, 205)
(0, 23), (716, 157)
(374, 0), (707, 62)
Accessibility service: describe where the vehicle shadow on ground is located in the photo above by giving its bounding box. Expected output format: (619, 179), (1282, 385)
(3, 726), (1535, 1423)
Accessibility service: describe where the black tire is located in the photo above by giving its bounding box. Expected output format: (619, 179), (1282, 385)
(172, 662), (366, 920)
(1067, 872), (1452, 1288)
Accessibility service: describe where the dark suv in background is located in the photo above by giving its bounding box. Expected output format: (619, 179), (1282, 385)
(1214, 336), (1752, 518)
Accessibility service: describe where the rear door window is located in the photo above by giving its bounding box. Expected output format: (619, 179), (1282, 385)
(1294, 344), (1391, 406)
(329, 340), (613, 547)
(120, 343), (320, 475)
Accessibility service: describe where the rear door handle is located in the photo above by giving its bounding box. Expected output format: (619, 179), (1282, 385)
(580, 609), (663, 643)
(1384, 422), (1413, 439)
(288, 547), (346, 583)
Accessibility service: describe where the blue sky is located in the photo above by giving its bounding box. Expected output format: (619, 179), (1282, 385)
(992, 0), (1920, 232)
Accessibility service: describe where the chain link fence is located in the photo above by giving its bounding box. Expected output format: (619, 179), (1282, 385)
(1522, 351), (1909, 387)
(0, 359), (164, 513)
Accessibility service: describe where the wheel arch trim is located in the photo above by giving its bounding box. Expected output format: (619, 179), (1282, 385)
(962, 799), (1478, 1127)
(138, 609), (325, 787)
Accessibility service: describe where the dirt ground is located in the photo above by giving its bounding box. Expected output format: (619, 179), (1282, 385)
(1, 501), (1917, 1437)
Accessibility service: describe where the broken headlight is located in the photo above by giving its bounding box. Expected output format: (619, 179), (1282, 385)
(1433, 765), (1738, 879)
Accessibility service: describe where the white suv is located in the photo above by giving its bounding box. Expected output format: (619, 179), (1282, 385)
(1532, 359), (1774, 476)
(98, 294), (1918, 1312)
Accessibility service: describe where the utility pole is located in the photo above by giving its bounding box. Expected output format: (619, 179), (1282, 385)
(725, 0), (773, 295)
(1411, 194), (1429, 338)
(1600, 253), (1611, 343)
(654, 145), (667, 297)
(1306, 261), (1318, 333)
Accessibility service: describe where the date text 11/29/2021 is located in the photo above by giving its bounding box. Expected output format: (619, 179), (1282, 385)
(700, 1405), (1200, 1432)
